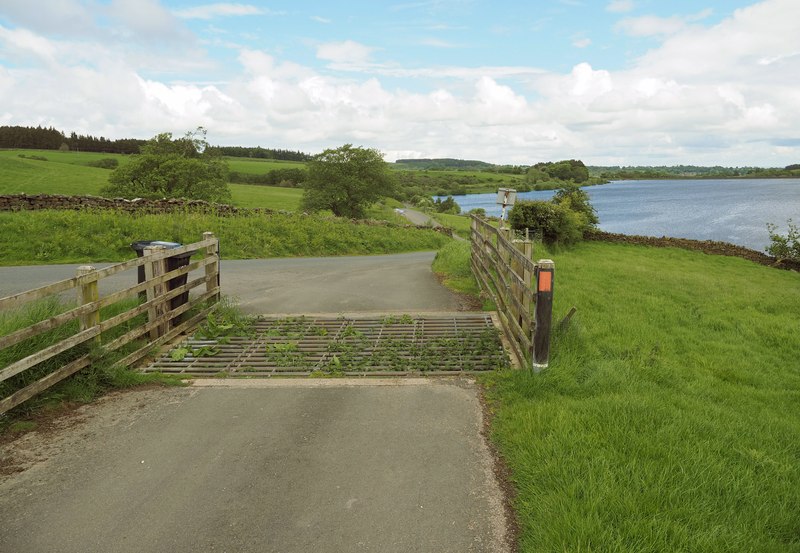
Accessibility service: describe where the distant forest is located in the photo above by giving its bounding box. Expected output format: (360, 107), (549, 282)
(0, 125), (310, 161)
(588, 164), (800, 179)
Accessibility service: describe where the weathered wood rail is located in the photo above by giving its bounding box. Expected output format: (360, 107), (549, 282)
(470, 215), (553, 370)
(0, 233), (220, 414)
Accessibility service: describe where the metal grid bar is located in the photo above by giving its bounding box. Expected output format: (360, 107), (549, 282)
(144, 314), (508, 376)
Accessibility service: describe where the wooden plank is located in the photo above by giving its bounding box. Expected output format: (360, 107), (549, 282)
(0, 238), (215, 311)
(0, 285), (219, 414)
(0, 256), (215, 351)
(202, 232), (219, 302)
(144, 246), (168, 340)
(76, 266), (100, 344)
(0, 355), (92, 415)
(0, 274), (211, 383)
(0, 325), (100, 383)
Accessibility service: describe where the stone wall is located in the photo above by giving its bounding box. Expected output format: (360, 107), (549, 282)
(0, 194), (278, 216)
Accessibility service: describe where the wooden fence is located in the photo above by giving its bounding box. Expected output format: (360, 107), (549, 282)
(470, 216), (554, 370)
(0, 232), (220, 414)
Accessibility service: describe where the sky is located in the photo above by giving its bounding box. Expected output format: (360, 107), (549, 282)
(0, 0), (799, 166)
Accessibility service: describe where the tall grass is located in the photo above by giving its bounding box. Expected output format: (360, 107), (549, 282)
(0, 209), (450, 265)
(492, 243), (800, 551)
(437, 239), (800, 551)
(0, 295), (182, 423)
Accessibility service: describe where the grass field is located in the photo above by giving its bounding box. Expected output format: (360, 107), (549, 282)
(0, 209), (450, 265)
(0, 149), (307, 212)
(0, 149), (116, 196)
(225, 157), (307, 174)
(229, 183), (303, 210)
(430, 241), (800, 551)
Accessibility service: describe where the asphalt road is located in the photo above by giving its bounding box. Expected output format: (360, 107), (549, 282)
(0, 380), (509, 553)
(0, 252), (461, 313)
(0, 252), (511, 552)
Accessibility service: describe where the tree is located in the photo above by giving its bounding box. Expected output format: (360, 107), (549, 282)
(766, 220), (800, 263)
(553, 185), (598, 227)
(102, 128), (231, 203)
(301, 144), (394, 218)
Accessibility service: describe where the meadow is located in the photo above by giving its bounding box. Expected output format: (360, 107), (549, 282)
(434, 239), (800, 552)
(0, 209), (448, 265)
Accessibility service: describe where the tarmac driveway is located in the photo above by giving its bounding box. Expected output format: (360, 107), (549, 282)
(0, 379), (510, 553)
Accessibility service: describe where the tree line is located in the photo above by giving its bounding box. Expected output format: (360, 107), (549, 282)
(590, 164), (800, 179)
(0, 125), (311, 161)
(0, 125), (145, 154)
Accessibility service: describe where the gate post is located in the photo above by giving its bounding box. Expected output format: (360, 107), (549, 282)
(532, 259), (554, 371)
(143, 245), (168, 340)
(203, 231), (220, 301)
(76, 265), (101, 344)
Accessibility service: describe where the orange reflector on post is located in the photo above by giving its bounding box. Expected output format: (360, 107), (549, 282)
(538, 270), (552, 293)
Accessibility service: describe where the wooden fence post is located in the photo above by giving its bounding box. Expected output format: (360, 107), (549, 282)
(203, 231), (220, 302)
(532, 259), (554, 371)
(76, 266), (100, 344)
(143, 246), (168, 340)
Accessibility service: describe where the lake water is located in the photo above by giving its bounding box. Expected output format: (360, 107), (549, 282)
(437, 179), (800, 251)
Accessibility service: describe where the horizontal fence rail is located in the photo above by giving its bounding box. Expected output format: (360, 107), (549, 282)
(0, 232), (221, 414)
(470, 215), (554, 370)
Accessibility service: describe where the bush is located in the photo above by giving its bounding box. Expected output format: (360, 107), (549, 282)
(102, 128), (231, 203)
(508, 200), (585, 246)
(553, 185), (598, 226)
(87, 158), (119, 170)
(766, 220), (800, 262)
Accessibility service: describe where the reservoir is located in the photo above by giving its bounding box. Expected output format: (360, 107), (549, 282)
(438, 178), (800, 251)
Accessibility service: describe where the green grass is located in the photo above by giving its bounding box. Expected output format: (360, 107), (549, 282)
(0, 296), (183, 426)
(432, 241), (480, 296)
(229, 183), (303, 210)
(0, 209), (450, 265)
(437, 239), (800, 551)
(0, 149), (119, 195)
(430, 212), (473, 238)
(225, 157), (306, 174)
(0, 150), (304, 212)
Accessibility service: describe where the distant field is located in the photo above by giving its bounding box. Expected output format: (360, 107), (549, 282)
(0, 149), (115, 196)
(0, 149), (306, 212)
(229, 184), (303, 211)
(225, 157), (307, 174)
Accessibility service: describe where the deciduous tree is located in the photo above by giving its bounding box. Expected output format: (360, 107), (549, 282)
(301, 144), (394, 218)
(102, 128), (231, 203)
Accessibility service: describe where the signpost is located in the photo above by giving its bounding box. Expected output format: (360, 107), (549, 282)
(496, 188), (517, 229)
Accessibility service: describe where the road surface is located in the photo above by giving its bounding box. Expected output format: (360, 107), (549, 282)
(0, 380), (510, 553)
(0, 252), (462, 313)
(0, 251), (512, 552)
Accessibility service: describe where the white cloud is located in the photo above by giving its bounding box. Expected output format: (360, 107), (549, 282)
(0, 0), (95, 35)
(606, 0), (635, 13)
(0, 25), (59, 64)
(316, 40), (375, 65)
(572, 37), (592, 48)
(0, 0), (798, 165)
(615, 10), (711, 37)
(311, 16), (332, 24)
(174, 3), (266, 19)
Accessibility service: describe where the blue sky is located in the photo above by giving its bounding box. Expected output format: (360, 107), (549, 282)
(1, 0), (798, 165)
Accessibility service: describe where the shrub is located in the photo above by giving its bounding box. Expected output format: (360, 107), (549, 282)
(508, 200), (585, 245)
(766, 220), (800, 262)
(87, 158), (119, 170)
(553, 185), (598, 226)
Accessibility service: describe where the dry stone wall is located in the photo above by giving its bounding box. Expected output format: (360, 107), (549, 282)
(0, 194), (278, 216)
